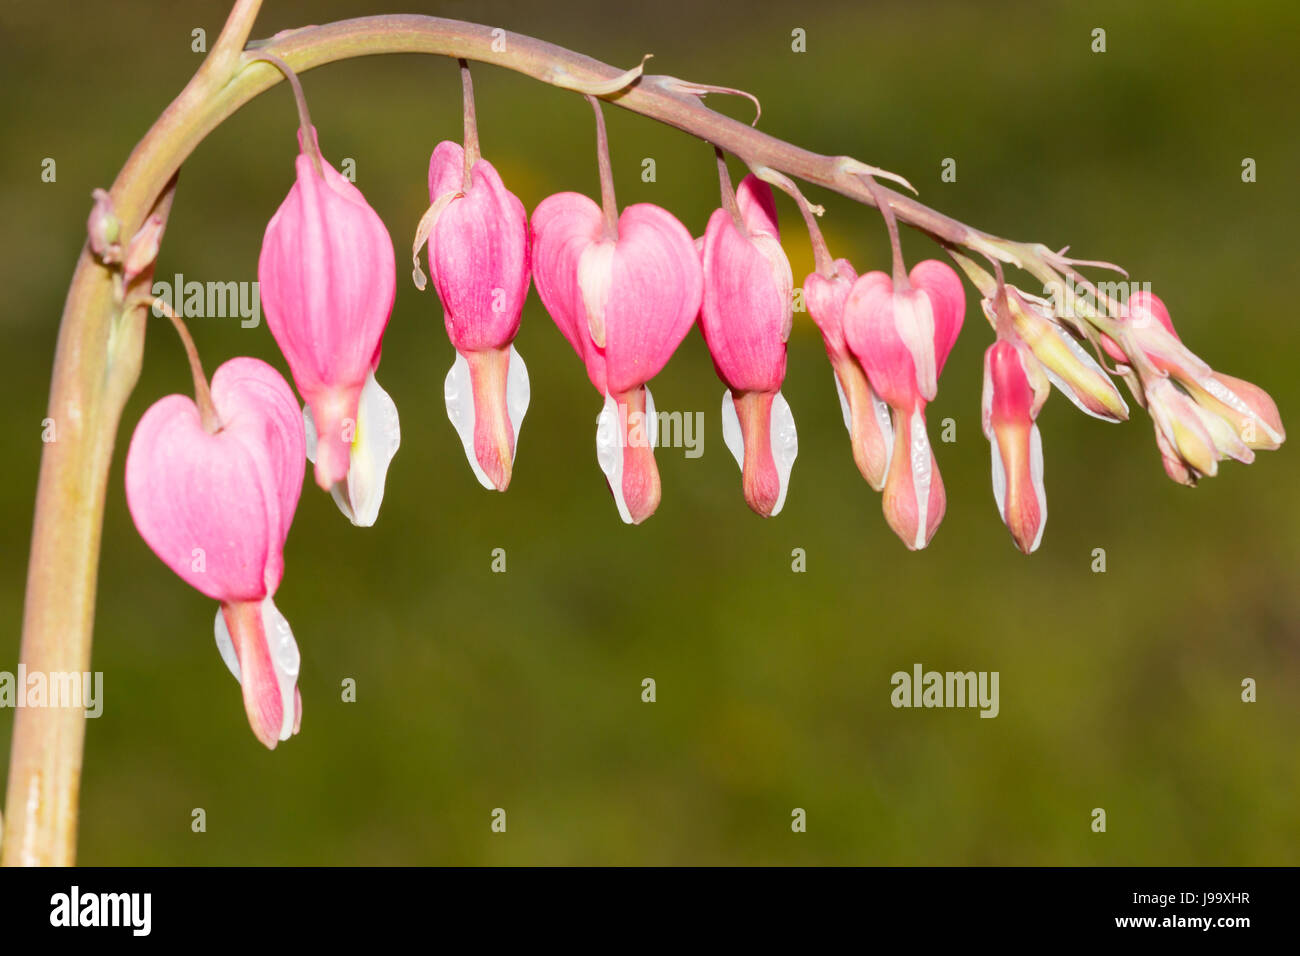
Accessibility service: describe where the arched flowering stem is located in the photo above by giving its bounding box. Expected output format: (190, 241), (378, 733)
(4, 1), (1259, 864)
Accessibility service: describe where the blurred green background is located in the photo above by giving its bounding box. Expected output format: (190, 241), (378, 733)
(1, 0), (1296, 865)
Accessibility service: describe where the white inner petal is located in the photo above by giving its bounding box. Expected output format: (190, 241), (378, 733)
(989, 431), (1008, 522)
(445, 351), (492, 491)
(213, 597), (301, 742)
(720, 389), (744, 471)
(833, 374), (852, 432)
(768, 390), (798, 517)
(213, 605), (241, 683)
(506, 345), (531, 449)
(1029, 423), (1047, 552)
(871, 384), (895, 475)
(910, 413), (932, 550)
(595, 392), (628, 525)
(343, 370), (401, 527)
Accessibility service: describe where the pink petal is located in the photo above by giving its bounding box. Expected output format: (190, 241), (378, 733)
(530, 191), (608, 393)
(699, 207), (792, 393)
(259, 137), (395, 486)
(126, 359), (304, 603)
(602, 204), (703, 395)
(427, 142), (531, 352)
(736, 174), (779, 238)
(843, 270), (920, 410)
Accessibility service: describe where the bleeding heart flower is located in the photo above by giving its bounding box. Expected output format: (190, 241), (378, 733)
(125, 357), (306, 749)
(699, 174), (798, 517)
(425, 140), (531, 491)
(982, 340), (1050, 553)
(805, 258), (893, 490)
(531, 191), (702, 524)
(259, 128), (400, 526)
(842, 259), (964, 549)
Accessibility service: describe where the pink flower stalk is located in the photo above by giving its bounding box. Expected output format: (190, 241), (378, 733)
(125, 358), (306, 749)
(982, 340), (1050, 553)
(805, 258), (894, 490)
(843, 260), (965, 549)
(259, 128), (400, 527)
(699, 175), (798, 517)
(1101, 291), (1283, 482)
(532, 192), (703, 523)
(426, 140), (532, 491)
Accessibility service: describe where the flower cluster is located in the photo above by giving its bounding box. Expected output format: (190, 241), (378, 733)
(118, 65), (1283, 747)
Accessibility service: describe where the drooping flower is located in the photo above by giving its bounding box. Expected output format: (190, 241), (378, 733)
(259, 128), (400, 526)
(425, 140), (532, 491)
(531, 192), (703, 524)
(806, 258), (893, 490)
(125, 358), (306, 749)
(1102, 290), (1283, 483)
(982, 339), (1050, 553)
(699, 174), (798, 517)
(843, 260), (965, 549)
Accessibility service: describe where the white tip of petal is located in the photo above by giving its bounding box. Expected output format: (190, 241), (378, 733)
(721, 388), (798, 516)
(769, 390), (798, 516)
(506, 345), (531, 446)
(721, 389), (744, 470)
(909, 413), (933, 551)
(342, 370), (400, 526)
(833, 374), (852, 432)
(444, 346), (529, 491)
(214, 605), (241, 683)
(595, 386), (657, 525)
(213, 596), (301, 743)
(1029, 422), (1047, 552)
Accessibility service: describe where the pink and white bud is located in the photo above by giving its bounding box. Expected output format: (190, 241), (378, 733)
(125, 358), (306, 749)
(426, 141), (532, 491)
(699, 175), (798, 517)
(982, 341), (1048, 553)
(806, 260), (893, 490)
(259, 129), (400, 525)
(531, 192), (702, 524)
